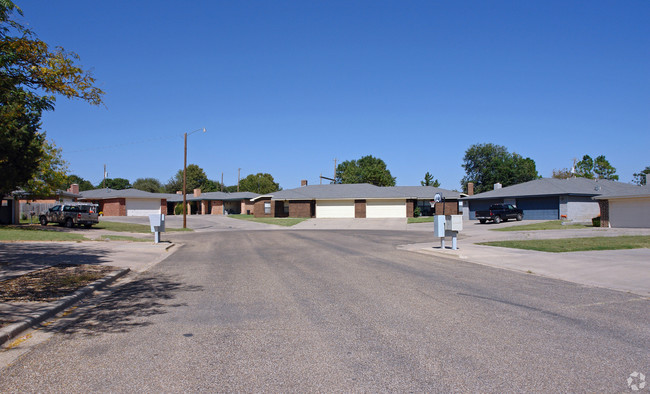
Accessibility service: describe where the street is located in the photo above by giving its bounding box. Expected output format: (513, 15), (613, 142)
(1, 230), (648, 392)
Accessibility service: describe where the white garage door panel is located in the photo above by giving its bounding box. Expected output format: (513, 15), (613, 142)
(316, 201), (355, 218)
(126, 199), (161, 217)
(610, 199), (650, 228)
(366, 200), (406, 218)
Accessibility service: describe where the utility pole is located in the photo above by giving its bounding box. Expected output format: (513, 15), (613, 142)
(221, 172), (224, 192)
(103, 164), (107, 188)
(183, 132), (187, 228)
(320, 173), (322, 185)
(333, 158), (337, 182)
(237, 168), (241, 192)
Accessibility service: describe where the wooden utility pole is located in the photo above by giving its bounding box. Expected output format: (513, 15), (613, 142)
(221, 172), (224, 192)
(333, 158), (337, 181)
(237, 168), (241, 192)
(102, 164), (106, 188)
(183, 132), (187, 228)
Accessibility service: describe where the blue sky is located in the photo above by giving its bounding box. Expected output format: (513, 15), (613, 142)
(17, 0), (650, 190)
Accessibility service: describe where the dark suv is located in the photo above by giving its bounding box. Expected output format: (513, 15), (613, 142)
(39, 203), (99, 228)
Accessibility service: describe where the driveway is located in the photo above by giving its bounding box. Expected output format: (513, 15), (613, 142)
(1, 230), (647, 392)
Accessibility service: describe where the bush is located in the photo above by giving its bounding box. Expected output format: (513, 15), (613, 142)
(413, 207), (421, 218)
(592, 216), (601, 227)
(174, 203), (183, 215)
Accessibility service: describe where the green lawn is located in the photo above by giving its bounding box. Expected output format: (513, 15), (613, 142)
(478, 235), (650, 253)
(407, 216), (435, 224)
(95, 221), (192, 233)
(228, 214), (308, 227)
(493, 220), (594, 231)
(0, 226), (87, 242)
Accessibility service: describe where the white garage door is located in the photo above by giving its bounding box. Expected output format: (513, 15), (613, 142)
(316, 200), (355, 218)
(610, 198), (650, 228)
(126, 199), (161, 217)
(366, 199), (406, 218)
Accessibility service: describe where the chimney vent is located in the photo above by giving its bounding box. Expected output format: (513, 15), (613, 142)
(193, 188), (201, 197)
(301, 180), (308, 187)
(467, 182), (474, 196)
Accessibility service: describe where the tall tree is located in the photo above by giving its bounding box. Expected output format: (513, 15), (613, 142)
(421, 172), (440, 187)
(593, 155), (618, 180)
(24, 140), (68, 197)
(0, 1), (103, 195)
(336, 155), (396, 186)
(132, 178), (164, 193)
(575, 155), (595, 179)
(238, 173), (281, 194)
(67, 175), (94, 191)
(164, 164), (220, 193)
(632, 166), (649, 186)
(98, 178), (131, 190)
(460, 143), (539, 194)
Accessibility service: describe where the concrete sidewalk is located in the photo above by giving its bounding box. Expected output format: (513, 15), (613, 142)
(0, 240), (178, 345)
(400, 240), (650, 296)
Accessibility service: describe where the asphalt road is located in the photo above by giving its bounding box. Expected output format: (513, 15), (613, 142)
(1, 230), (648, 392)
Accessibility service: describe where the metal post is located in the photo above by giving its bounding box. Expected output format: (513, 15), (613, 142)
(183, 132), (187, 229)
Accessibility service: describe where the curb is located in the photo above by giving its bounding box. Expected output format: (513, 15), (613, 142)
(0, 267), (130, 347)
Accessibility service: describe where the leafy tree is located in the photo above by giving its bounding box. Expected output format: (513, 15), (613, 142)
(98, 178), (131, 190)
(575, 154), (618, 180)
(593, 155), (618, 180)
(132, 177), (164, 193)
(0, 1), (103, 195)
(67, 175), (94, 191)
(460, 143), (539, 194)
(336, 155), (396, 186)
(164, 164), (220, 193)
(421, 172), (441, 187)
(24, 140), (68, 197)
(632, 166), (649, 186)
(552, 168), (572, 179)
(238, 173), (281, 194)
(224, 185), (238, 193)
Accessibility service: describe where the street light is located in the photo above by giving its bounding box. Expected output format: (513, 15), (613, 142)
(183, 127), (206, 229)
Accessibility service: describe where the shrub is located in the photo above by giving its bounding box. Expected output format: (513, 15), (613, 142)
(174, 203), (183, 215)
(592, 216), (601, 227)
(413, 207), (421, 217)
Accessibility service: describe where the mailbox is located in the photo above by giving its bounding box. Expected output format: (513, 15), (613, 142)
(149, 214), (165, 243)
(445, 215), (463, 232)
(433, 215), (446, 237)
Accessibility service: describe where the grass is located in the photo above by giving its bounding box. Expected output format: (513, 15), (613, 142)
(478, 235), (650, 253)
(94, 220), (192, 233)
(492, 220), (594, 231)
(98, 235), (151, 242)
(407, 216), (434, 224)
(0, 226), (87, 242)
(229, 214), (308, 227)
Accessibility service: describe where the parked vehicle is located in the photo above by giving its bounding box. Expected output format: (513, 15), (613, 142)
(475, 204), (523, 224)
(39, 203), (99, 228)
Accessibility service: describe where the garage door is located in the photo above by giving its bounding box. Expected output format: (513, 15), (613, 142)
(126, 199), (161, 217)
(316, 200), (355, 218)
(515, 197), (559, 220)
(366, 200), (406, 218)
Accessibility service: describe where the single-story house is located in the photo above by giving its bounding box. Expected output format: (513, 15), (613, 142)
(252, 183), (462, 219)
(15, 184), (82, 219)
(593, 186), (650, 228)
(462, 178), (645, 221)
(79, 188), (167, 216)
(165, 189), (259, 215)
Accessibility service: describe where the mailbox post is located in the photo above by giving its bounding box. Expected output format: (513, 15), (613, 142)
(433, 195), (463, 250)
(149, 214), (165, 244)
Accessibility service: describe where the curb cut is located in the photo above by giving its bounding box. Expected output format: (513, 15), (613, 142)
(0, 267), (130, 347)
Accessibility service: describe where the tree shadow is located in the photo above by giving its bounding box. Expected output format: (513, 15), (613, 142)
(57, 272), (203, 337)
(0, 243), (111, 281)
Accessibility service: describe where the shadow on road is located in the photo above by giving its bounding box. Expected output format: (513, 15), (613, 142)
(59, 273), (203, 336)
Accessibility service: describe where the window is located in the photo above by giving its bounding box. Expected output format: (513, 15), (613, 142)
(51, 205), (61, 212)
(283, 202), (289, 214)
(264, 202), (271, 214)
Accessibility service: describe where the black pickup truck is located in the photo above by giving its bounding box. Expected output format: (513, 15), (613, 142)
(475, 204), (523, 224)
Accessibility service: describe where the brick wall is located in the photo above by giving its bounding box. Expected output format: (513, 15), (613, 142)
(406, 199), (416, 217)
(434, 201), (459, 215)
(254, 197), (273, 218)
(160, 199), (167, 215)
(101, 198), (126, 216)
(211, 200), (223, 215)
(598, 200), (609, 227)
(355, 200), (366, 218)
(289, 200), (311, 218)
(241, 200), (255, 215)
